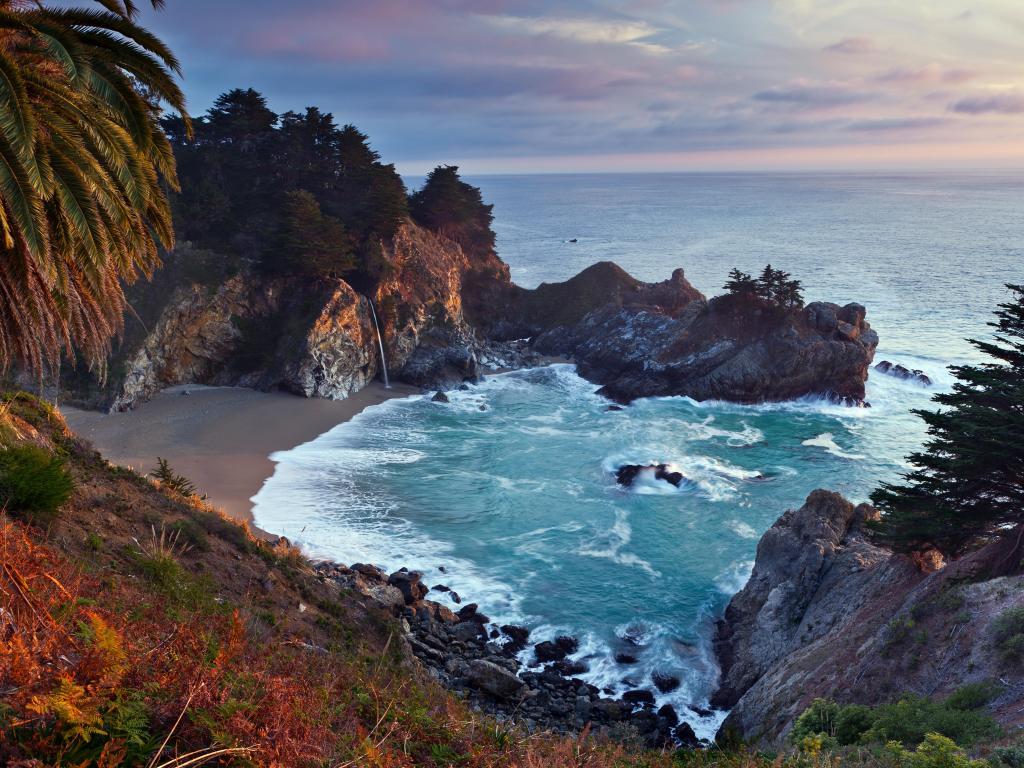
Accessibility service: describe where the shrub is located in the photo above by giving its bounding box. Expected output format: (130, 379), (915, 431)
(991, 736), (1024, 768)
(865, 696), (998, 748)
(886, 733), (989, 768)
(992, 607), (1024, 663)
(150, 457), (200, 498)
(0, 444), (74, 526)
(793, 691), (1000, 750)
(944, 681), (1000, 711)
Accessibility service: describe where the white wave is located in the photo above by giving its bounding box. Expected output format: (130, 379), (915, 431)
(576, 509), (661, 577)
(802, 432), (867, 460)
(715, 559), (755, 595)
(728, 520), (759, 539)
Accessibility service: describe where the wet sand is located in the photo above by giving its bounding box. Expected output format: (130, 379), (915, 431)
(62, 383), (417, 524)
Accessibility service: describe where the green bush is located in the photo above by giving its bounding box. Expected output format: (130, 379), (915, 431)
(944, 682), (1000, 711)
(886, 733), (988, 768)
(793, 689), (1000, 750)
(992, 607), (1024, 663)
(0, 444), (74, 526)
(991, 736), (1024, 768)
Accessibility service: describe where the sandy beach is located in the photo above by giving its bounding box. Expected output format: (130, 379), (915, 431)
(62, 382), (417, 525)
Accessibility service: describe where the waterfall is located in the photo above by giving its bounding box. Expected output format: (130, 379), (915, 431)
(367, 298), (391, 389)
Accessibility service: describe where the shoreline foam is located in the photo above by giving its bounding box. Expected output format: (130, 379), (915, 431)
(62, 381), (417, 526)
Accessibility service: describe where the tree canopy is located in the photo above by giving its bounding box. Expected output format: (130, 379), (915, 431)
(166, 92), (408, 274)
(0, 0), (188, 376)
(409, 166), (495, 260)
(870, 284), (1024, 560)
(723, 265), (804, 308)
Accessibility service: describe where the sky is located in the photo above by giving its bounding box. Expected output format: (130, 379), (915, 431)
(135, 0), (1024, 173)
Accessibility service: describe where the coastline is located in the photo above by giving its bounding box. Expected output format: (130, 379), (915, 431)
(62, 382), (418, 527)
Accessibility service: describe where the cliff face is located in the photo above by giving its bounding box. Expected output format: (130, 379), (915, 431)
(713, 491), (1024, 746)
(535, 295), (878, 404)
(102, 220), (511, 411)
(87, 223), (877, 411)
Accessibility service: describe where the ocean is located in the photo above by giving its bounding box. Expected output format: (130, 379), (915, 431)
(251, 172), (1024, 738)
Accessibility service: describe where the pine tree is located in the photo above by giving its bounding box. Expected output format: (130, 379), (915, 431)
(870, 284), (1024, 559)
(723, 268), (758, 296)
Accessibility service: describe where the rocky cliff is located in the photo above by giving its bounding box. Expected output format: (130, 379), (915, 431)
(535, 293), (878, 404)
(95, 220), (525, 410)
(713, 491), (1024, 747)
(78, 222), (878, 411)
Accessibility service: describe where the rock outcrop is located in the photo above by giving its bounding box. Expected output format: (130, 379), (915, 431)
(99, 220), (528, 410)
(712, 491), (1024, 747)
(875, 360), (933, 386)
(536, 294), (878, 404)
(77, 219), (878, 411)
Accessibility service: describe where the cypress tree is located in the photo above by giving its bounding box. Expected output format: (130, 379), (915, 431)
(723, 268), (758, 296)
(870, 284), (1024, 559)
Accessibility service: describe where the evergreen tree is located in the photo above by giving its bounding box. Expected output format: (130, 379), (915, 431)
(756, 264), (780, 301)
(409, 166), (495, 259)
(273, 191), (354, 278)
(723, 268), (758, 296)
(870, 284), (1024, 559)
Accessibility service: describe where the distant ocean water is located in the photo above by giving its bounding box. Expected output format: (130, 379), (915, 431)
(253, 172), (1024, 737)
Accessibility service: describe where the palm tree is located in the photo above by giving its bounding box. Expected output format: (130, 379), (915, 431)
(0, 0), (188, 376)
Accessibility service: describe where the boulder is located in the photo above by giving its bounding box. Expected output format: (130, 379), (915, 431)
(534, 636), (579, 663)
(431, 390), (450, 403)
(467, 659), (526, 700)
(500, 624), (531, 654)
(616, 464), (685, 488)
(622, 689), (656, 707)
(388, 570), (429, 605)
(651, 672), (681, 693)
(875, 360), (933, 386)
(674, 722), (699, 748)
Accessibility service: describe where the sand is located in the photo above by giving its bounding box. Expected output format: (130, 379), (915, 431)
(62, 383), (417, 526)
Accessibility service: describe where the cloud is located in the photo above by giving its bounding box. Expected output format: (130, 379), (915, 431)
(949, 92), (1024, 115)
(875, 65), (977, 85)
(485, 15), (669, 52)
(753, 80), (873, 108)
(846, 117), (949, 131)
(824, 37), (874, 54)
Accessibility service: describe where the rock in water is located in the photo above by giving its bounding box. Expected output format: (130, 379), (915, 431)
(616, 464), (685, 488)
(431, 390), (450, 403)
(536, 292), (878, 405)
(875, 360), (933, 386)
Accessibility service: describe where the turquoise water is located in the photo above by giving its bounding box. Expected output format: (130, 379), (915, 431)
(253, 173), (1024, 737)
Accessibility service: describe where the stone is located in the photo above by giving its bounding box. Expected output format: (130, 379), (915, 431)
(622, 689), (656, 707)
(500, 624), (531, 654)
(616, 463), (685, 488)
(534, 636), (579, 663)
(875, 360), (933, 386)
(467, 659), (526, 699)
(614, 653), (638, 665)
(674, 722), (699, 747)
(651, 672), (681, 693)
(388, 570), (429, 605)
(657, 704), (679, 726)
(431, 390), (450, 403)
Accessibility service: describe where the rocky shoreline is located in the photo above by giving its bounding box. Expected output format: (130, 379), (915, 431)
(312, 559), (709, 748)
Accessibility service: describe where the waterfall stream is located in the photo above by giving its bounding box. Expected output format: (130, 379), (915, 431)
(367, 298), (391, 389)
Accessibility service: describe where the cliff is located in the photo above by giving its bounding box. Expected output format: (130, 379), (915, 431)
(82, 220), (524, 411)
(67, 221), (877, 412)
(713, 490), (1024, 747)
